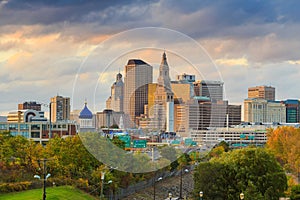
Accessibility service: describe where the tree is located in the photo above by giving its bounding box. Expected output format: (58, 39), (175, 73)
(267, 127), (300, 176)
(194, 148), (288, 200)
(109, 124), (119, 129)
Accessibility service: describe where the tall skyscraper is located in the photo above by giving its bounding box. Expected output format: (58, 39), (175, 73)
(50, 95), (70, 122)
(153, 52), (174, 132)
(193, 80), (224, 102)
(106, 72), (124, 112)
(124, 59), (153, 127)
(248, 85), (275, 101)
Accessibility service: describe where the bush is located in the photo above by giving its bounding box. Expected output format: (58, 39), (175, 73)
(0, 181), (32, 193)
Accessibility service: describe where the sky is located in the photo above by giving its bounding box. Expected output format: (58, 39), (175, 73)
(1, 0), (300, 115)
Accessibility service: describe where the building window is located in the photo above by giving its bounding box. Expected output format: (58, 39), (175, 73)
(20, 124), (29, 130)
(31, 132), (40, 138)
(0, 124), (7, 130)
(9, 124), (18, 130)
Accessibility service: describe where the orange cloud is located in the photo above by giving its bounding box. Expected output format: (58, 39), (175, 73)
(215, 57), (249, 67)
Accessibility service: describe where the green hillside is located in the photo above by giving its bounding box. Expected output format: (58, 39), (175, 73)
(0, 186), (97, 200)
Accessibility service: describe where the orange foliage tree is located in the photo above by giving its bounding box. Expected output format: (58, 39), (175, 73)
(267, 126), (300, 175)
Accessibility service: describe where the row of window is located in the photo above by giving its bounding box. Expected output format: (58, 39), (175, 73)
(0, 123), (68, 130)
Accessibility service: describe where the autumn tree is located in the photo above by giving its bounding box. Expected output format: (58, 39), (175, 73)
(267, 127), (300, 175)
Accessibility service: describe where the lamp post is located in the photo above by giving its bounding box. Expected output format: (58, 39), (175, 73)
(100, 172), (105, 200)
(168, 192), (172, 200)
(240, 192), (244, 200)
(179, 168), (189, 199)
(153, 176), (162, 200)
(199, 191), (203, 200)
(34, 159), (51, 200)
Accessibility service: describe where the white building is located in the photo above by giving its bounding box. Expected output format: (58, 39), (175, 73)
(244, 98), (286, 123)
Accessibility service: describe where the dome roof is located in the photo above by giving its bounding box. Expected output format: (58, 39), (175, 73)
(79, 102), (93, 119)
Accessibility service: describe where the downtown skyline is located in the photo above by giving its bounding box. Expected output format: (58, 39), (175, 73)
(1, 0), (300, 115)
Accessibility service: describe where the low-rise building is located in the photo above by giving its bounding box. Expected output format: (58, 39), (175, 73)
(0, 121), (78, 145)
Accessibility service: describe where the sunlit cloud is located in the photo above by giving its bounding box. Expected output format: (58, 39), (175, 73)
(287, 60), (300, 65)
(215, 57), (249, 67)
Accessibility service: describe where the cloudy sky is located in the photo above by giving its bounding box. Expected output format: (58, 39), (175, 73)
(1, 0), (300, 115)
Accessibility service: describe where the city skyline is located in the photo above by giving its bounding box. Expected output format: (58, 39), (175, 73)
(1, 0), (300, 115)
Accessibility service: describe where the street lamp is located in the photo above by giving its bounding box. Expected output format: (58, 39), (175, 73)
(34, 173), (51, 200)
(153, 176), (162, 200)
(199, 191), (203, 200)
(168, 192), (172, 200)
(179, 168), (189, 199)
(240, 192), (244, 200)
(100, 172), (105, 200)
(100, 171), (113, 200)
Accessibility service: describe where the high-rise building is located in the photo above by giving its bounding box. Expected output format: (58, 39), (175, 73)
(171, 82), (194, 103)
(124, 59), (153, 127)
(248, 85), (275, 101)
(106, 72), (124, 112)
(18, 101), (41, 111)
(193, 80), (223, 102)
(152, 52), (174, 132)
(147, 83), (158, 118)
(50, 95), (70, 122)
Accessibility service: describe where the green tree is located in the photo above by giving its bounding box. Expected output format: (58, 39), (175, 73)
(194, 148), (287, 200)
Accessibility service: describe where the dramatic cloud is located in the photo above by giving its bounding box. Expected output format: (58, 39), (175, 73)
(0, 0), (300, 115)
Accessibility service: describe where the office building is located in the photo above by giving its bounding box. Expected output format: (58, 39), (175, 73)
(193, 80), (224, 102)
(124, 59), (153, 127)
(171, 81), (194, 103)
(147, 83), (158, 118)
(0, 121), (78, 144)
(96, 109), (124, 129)
(18, 101), (41, 111)
(106, 72), (124, 112)
(191, 123), (300, 148)
(244, 98), (286, 123)
(248, 85), (275, 101)
(50, 95), (70, 122)
(283, 99), (299, 123)
(7, 110), (46, 123)
(152, 52), (174, 132)
(176, 73), (195, 83)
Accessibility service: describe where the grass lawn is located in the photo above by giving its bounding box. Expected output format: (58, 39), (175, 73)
(0, 185), (97, 200)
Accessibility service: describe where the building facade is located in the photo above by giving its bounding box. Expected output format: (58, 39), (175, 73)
(244, 98), (286, 123)
(123, 59), (153, 127)
(18, 101), (41, 111)
(7, 109), (46, 123)
(248, 85), (275, 101)
(193, 80), (223, 102)
(283, 99), (299, 123)
(0, 121), (78, 144)
(152, 52), (174, 132)
(79, 102), (96, 132)
(106, 72), (124, 112)
(50, 95), (70, 122)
